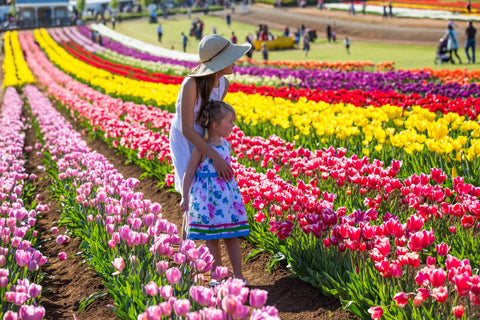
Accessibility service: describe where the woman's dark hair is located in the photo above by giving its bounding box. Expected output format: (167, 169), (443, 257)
(191, 74), (218, 123)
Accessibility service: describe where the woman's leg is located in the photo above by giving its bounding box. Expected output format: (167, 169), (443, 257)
(454, 49), (462, 64)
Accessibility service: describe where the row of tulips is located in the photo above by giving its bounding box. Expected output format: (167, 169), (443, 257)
(0, 87), (47, 320)
(27, 28), (480, 187)
(26, 47), (480, 319)
(2, 31), (35, 88)
(21, 26), (480, 319)
(368, 0), (480, 11)
(25, 83), (279, 320)
(48, 28), (480, 124)
(57, 27), (480, 121)
(77, 25), (480, 85)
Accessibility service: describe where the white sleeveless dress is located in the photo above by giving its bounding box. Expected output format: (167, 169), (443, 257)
(169, 76), (227, 193)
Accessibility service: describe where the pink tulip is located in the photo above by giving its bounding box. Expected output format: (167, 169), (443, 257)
(368, 306), (383, 319)
(50, 227), (58, 234)
(19, 305), (45, 320)
(173, 253), (186, 265)
(173, 299), (191, 317)
(166, 267), (181, 285)
(58, 252), (67, 260)
(156, 261), (169, 275)
(160, 285), (173, 299)
(249, 289), (268, 309)
(159, 301), (172, 316)
(15, 250), (30, 267)
(222, 295), (241, 315)
(407, 215), (424, 233)
(144, 281), (158, 296)
(452, 305), (464, 318)
(212, 266), (229, 281)
(201, 307), (225, 320)
(430, 268), (446, 287)
(111, 257), (125, 276)
(3, 311), (18, 320)
(28, 283), (42, 298)
(431, 286), (448, 303)
(393, 292), (409, 307)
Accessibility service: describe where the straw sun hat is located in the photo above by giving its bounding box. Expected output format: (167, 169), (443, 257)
(190, 34), (252, 77)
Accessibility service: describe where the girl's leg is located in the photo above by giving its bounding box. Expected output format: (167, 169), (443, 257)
(224, 237), (244, 279)
(206, 239), (222, 270)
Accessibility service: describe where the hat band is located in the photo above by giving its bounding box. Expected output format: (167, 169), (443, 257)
(201, 42), (231, 64)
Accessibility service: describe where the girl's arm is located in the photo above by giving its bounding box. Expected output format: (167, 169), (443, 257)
(181, 78), (233, 181)
(180, 148), (202, 212)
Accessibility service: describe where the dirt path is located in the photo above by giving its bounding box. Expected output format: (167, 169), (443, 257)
(210, 4), (462, 45)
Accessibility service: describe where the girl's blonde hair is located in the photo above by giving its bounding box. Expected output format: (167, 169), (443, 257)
(196, 100), (236, 139)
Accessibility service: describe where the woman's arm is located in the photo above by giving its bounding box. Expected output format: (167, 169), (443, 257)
(180, 148), (202, 212)
(180, 78), (233, 180)
(221, 76), (230, 100)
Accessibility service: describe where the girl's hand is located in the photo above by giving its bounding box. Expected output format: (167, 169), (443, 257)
(213, 156), (233, 181)
(180, 197), (189, 212)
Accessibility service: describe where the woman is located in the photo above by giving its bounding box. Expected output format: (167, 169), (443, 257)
(169, 34), (251, 194)
(444, 24), (462, 64)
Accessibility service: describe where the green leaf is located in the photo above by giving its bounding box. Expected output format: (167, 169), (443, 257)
(78, 291), (109, 313)
(245, 248), (264, 263)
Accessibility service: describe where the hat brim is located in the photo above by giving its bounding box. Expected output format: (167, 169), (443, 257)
(190, 42), (252, 77)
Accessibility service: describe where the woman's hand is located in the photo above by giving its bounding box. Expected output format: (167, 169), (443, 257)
(180, 197), (189, 212)
(212, 155), (233, 181)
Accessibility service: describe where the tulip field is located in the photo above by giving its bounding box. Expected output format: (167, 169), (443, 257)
(2, 17), (480, 320)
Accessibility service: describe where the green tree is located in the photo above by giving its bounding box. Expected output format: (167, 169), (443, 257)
(110, 0), (120, 10)
(76, 0), (86, 14)
(141, 0), (154, 8)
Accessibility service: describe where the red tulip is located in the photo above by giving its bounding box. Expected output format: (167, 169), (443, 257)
(452, 305), (464, 319)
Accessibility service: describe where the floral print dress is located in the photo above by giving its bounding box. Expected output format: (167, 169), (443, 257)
(186, 139), (250, 240)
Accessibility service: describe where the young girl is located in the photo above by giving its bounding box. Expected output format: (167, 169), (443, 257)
(180, 100), (250, 284)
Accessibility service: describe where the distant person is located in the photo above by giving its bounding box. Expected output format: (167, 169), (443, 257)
(284, 25), (290, 37)
(350, 1), (355, 15)
(157, 23), (163, 42)
(111, 16), (116, 29)
(444, 24), (462, 64)
(388, 2), (393, 18)
(317, 0), (324, 10)
(303, 34), (310, 57)
(332, 31), (337, 43)
(226, 13), (231, 26)
(231, 31), (237, 44)
(212, 26), (217, 34)
(343, 36), (350, 54)
(245, 35), (254, 59)
(466, 0), (472, 13)
(382, 4), (388, 19)
(261, 43), (268, 61)
(362, 0), (366, 14)
(231, 0), (236, 13)
(465, 21), (476, 63)
(182, 32), (188, 52)
(326, 24), (332, 42)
